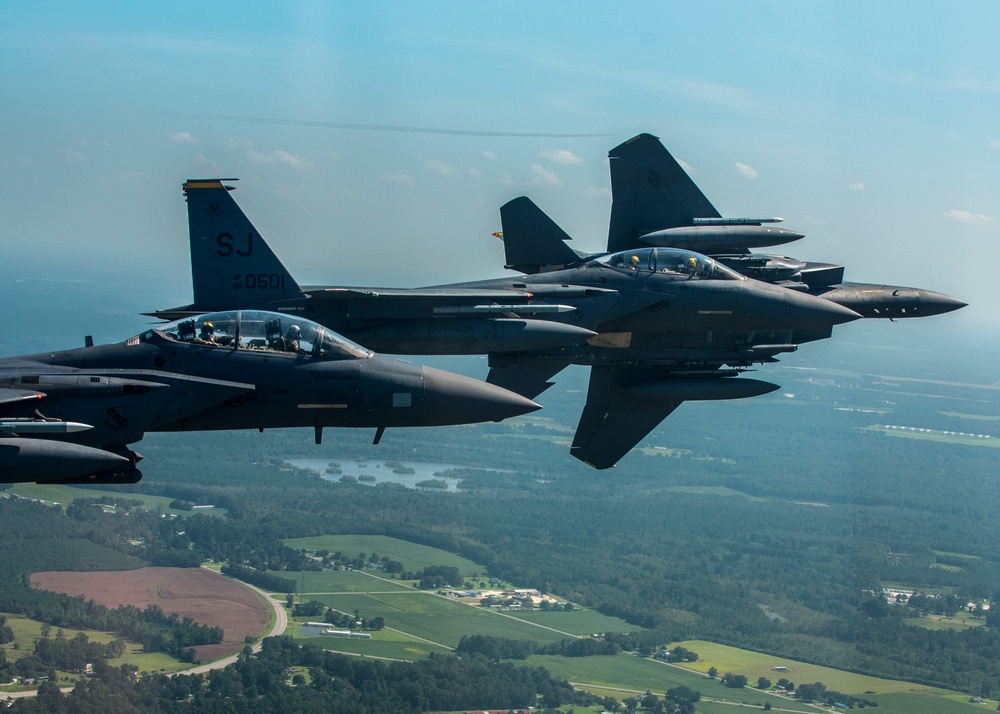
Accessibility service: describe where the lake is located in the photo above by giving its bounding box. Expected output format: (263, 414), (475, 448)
(284, 458), (487, 491)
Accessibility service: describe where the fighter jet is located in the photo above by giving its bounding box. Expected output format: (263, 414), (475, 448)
(604, 133), (967, 319)
(153, 180), (860, 469)
(492, 136), (964, 467)
(0, 310), (539, 484)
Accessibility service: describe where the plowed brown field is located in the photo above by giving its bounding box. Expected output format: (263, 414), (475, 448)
(30, 567), (271, 660)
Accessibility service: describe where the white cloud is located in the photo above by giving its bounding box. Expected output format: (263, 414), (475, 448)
(246, 149), (312, 169)
(325, 149), (341, 160)
(499, 171), (514, 186)
(848, 182), (866, 191)
(538, 149), (583, 165)
(583, 186), (612, 200)
(989, 138), (1000, 150)
(735, 162), (758, 179)
(426, 159), (454, 175)
(468, 167), (481, 178)
(195, 153), (222, 174)
(169, 131), (196, 145)
(678, 158), (695, 174)
(61, 147), (86, 162)
(943, 209), (993, 226)
(529, 164), (562, 187)
(383, 172), (414, 186)
(483, 150), (497, 161)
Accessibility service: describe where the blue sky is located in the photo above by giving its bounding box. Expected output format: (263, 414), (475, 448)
(0, 1), (997, 352)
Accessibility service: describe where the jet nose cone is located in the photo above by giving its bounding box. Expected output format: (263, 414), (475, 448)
(920, 290), (968, 316)
(421, 366), (540, 425)
(782, 289), (862, 327)
(777, 228), (806, 243)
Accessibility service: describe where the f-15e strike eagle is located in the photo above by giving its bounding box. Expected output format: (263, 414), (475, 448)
(0, 310), (539, 484)
(153, 136), (963, 469)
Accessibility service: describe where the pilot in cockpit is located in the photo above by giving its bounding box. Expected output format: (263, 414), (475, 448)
(193, 322), (217, 345)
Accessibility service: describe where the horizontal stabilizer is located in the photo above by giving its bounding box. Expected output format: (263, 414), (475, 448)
(486, 360), (570, 400)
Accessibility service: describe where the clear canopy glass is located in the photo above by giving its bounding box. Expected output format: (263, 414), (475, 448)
(138, 310), (372, 359)
(598, 247), (744, 281)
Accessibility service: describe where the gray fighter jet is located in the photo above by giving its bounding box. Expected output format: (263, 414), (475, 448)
(0, 310), (539, 484)
(154, 181), (860, 469)
(604, 133), (967, 319)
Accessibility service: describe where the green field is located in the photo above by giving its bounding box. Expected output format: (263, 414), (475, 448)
(276, 537), (992, 712)
(283, 535), (482, 575)
(282, 568), (413, 595)
(501, 607), (634, 635)
(310, 591), (572, 649)
(867, 425), (1000, 448)
(7, 484), (228, 517)
(906, 612), (986, 631)
(292, 624), (449, 661)
(535, 654), (816, 713)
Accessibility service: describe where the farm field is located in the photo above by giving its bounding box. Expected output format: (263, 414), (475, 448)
(292, 624), (449, 661)
(8, 483), (227, 517)
(501, 607), (633, 635)
(309, 591), (572, 649)
(283, 534), (482, 575)
(285, 568), (413, 595)
(30, 567), (272, 660)
(672, 639), (954, 696)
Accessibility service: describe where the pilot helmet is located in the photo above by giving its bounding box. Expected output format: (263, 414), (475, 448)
(201, 322), (215, 334)
(287, 324), (301, 339)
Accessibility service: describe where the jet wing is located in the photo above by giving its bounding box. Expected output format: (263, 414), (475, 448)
(570, 367), (682, 470)
(0, 387), (45, 406)
(570, 367), (780, 469)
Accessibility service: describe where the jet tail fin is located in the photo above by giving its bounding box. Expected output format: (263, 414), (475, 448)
(499, 197), (584, 274)
(183, 179), (302, 310)
(607, 133), (720, 253)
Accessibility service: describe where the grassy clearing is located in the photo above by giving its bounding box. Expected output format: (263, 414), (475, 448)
(276, 568), (413, 596)
(532, 654), (816, 713)
(870, 691), (993, 713)
(672, 640), (951, 697)
(0, 614), (189, 675)
(500, 608), (633, 636)
(905, 612), (986, 631)
(283, 535), (482, 575)
(940, 411), (1000, 422)
(7, 484), (228, 517)
(293, 634), (447, 661)
(312, 592), (569, 648)
(867, 426), (1000, 448)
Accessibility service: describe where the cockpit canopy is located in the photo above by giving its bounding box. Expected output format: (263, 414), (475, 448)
(598, 247), (744, 281)
(139, 310), (372, 360)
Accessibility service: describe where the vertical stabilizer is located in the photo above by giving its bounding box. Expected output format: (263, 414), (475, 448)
(500, 196), (581, 273)
(183, 179), (302, 310)
(607, 133), (720, 253)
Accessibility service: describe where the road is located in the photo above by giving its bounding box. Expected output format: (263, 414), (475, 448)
(174, 579), (289, 676)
